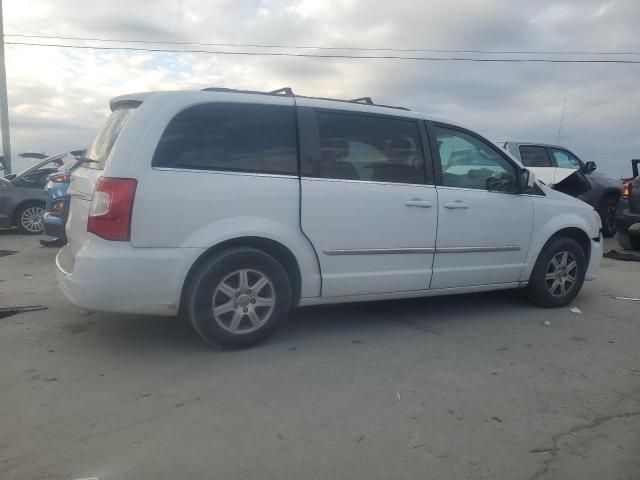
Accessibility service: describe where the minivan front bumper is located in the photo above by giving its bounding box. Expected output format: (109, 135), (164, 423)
(585, 234), (603, 281)
(55, 240), (204, 316)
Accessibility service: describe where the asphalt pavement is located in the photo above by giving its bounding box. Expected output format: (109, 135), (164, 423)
(1, 231), (639, 480)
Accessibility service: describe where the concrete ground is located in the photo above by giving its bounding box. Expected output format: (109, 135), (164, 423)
(1, 231), (639, 480)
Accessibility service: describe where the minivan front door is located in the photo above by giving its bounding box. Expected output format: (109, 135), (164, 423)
(298, 106), (438, 297)
(430, 123), (533, 289)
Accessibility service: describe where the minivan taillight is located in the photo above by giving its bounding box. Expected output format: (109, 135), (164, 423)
(87, 177), (137, 241)
(622, 182), (631, 200)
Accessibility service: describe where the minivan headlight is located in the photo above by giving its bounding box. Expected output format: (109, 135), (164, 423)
(594, 210), (602, 230)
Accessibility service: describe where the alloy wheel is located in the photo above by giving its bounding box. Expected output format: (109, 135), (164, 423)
(211, 269), (276, 334)
(544, 251), (578, 297)
(21, 206), (45, 233)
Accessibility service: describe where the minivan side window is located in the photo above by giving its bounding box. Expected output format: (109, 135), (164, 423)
(312, 111), (426, 184)
(152, 103), (297, 175)
(519, 145), (553, 167)
(550, 148), (581, 169)
(434, 125), (517, 193)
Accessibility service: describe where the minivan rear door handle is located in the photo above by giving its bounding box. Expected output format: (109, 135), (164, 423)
(405, 199), (433, 208)
(443, 201), (469, 209)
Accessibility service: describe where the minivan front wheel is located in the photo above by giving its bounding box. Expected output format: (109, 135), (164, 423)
(526, 237), (586, 308)
(185, 247), (292, 348)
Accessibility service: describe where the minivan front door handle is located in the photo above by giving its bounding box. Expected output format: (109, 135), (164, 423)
(405, 199), (433, 208)
(443, 201), (469, 209)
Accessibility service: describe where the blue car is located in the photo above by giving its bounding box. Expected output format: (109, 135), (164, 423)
(42, 150), (85, 242)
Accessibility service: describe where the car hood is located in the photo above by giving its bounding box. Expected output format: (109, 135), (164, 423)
(538, 181), (592, 209)
(13, 153), (67, 180)
(588, 171), (623, 191)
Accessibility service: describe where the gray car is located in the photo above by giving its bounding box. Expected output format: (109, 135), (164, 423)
(0, 154), (65, 234)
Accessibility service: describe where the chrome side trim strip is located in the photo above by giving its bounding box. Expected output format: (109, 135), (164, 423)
(324, 247), (436, 255)
(301, 176), (433, 188)
(152, 167), (298, 180)
(437, 245), (520, 253)
(323, 245), (520, 256)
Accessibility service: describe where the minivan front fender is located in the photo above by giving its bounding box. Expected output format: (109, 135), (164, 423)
(521, 211), (597, 281)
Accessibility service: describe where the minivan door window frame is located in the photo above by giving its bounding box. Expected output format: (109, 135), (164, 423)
(298, 107), (434, 186)
(425, 120), (523, 194)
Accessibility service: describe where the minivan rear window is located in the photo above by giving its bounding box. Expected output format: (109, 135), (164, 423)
(83, 107), (136, 170)
(151, 103), (297, 175)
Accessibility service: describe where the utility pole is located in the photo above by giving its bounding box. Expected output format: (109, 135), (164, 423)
(0, 0), (11, 173)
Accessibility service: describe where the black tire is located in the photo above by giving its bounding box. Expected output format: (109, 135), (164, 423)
(617, 231), (640, 251)
(14, 202), (46, 234)
(599, 195), (618, 238)
(525, 236), (587, 308)
(185, 247), (292, 348)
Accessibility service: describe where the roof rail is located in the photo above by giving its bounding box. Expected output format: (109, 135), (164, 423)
(201, 86), (294, 97)
(350, 97), (374, 105)
(269, 87), (294, 96)
(201, 87), (409, 110)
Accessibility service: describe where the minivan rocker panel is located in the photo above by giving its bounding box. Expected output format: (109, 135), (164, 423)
(57, 88), (602, 347)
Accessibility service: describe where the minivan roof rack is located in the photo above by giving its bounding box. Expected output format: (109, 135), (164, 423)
(350, 97), (374, 105)
(201, 86), (293, 97)
(269, 87), (294, 96)
(201, 87), (409, 111)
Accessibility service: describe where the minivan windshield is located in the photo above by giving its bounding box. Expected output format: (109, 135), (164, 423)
(83, 107), (136, 169)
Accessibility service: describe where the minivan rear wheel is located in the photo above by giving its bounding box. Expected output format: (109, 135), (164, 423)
(185, 247), (292, 348)
(525, 236), (586, 308)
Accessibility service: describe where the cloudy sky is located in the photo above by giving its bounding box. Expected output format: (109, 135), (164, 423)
(4, 0), (640, 176)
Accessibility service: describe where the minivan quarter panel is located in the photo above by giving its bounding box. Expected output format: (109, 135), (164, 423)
(124, 96), (320, 299)
(131, 169), (321, 298)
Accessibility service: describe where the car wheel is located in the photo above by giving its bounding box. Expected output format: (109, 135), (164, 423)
(14, 202), (46, 234)
(185, 247), (292, 348)
(599, 195), (618, 238)
(525, 236), (587, 308)
(617, 231), (640, 251)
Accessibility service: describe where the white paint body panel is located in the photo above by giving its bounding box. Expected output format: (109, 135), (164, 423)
(300, 178), (438, 296)
(58, 90), (603, 316)
(522, 184), (601, 280)
(432, 187), (533, 288)
(132, 169), (322, 299)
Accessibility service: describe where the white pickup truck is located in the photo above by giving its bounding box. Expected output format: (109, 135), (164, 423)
(503, 142), (623, 237)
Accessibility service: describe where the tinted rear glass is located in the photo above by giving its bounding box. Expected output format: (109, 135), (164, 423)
(84, 107), (136, 169)
(152, 103), (297, 175)
(312, 111), (426, 184)
(519, 146), (552, 167)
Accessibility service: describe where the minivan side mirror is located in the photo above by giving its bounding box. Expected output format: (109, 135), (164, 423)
(518, 168), (535, 193)
(583, 161), (597, 173)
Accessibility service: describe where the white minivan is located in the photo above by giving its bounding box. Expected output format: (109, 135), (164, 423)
(57, 87), (603, 347)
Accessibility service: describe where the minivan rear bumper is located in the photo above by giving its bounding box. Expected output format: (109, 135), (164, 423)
(55, 240), (204, 316)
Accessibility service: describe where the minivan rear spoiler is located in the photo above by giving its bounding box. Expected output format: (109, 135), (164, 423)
(109, 93), (154, 112)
